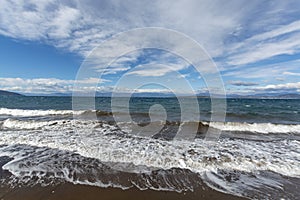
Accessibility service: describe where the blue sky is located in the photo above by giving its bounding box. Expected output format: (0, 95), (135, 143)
(0, 0), (300, 95)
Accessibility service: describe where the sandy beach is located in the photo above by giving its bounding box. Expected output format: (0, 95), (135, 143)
(0, 155), (246, 200)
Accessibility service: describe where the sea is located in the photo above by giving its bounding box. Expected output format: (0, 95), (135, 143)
(0, 96), (299, 199)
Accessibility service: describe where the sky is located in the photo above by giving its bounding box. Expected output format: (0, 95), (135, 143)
(0, 0), (300, 95)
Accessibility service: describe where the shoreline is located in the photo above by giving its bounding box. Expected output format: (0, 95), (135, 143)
(0, 156), (247, 200)
(0, 182), (247, 200)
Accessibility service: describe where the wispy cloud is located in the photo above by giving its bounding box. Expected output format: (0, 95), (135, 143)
(126, 63), (187, 77)
(223, 59), (300, 79)
(283, 71), (300, 76)
(225, 17), (300, 67)
(0, 0), (259, 57)
(1, 1), (300, 63)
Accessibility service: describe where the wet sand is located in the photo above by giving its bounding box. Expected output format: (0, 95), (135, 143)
(0, 154), (247, 200)
(0, 183), (247, 200)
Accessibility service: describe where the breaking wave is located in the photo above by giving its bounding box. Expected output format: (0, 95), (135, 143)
(0, 107), (299, 198)
(1, 115), (300, 135)
(0, 108), (85, 117)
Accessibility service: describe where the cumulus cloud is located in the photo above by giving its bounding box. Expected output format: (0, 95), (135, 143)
(0, 77), (178, 95)
(133, 88), (172, 93)
(0, 77), (108, 94)
(255, 82), (300, 92)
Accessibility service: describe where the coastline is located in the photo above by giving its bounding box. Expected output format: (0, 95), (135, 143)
(0, 182), (247, 200)
(0, 156), (246, 200)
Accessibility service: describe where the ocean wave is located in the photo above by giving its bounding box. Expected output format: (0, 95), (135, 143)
(0, 123), (299, 178)
(0, 119), (103, 130)
(1, 118), (65, 130)
(0, 120), (299, 199)
(0, 145), (200, 192)
(1, 144), (299, 199)
(1, 116), (300, 135)
(208, 121), (300, 134)
(0, 108), (86, 117)
(0, 108), (158, 119)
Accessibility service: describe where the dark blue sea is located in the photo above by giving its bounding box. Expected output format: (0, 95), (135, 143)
(0, 96), (299, 123)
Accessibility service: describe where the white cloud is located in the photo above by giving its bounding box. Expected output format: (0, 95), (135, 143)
(283, 71), (300, 76)
(223, 59), (300, 79)
(0, 0), (259, 58)
(0, 77), (108, 94)
(133, 88), (172, 93)
(248, 20), (300, 42)
(127, 63), (187, 77)
(0, 1), (80, 40)
(255, 82), (300, 92)
(0, 0), (299, 61)
(227, 31), (300, 66)
(1, 0), (300, 94)
(1, 0), (299, 66)
(47, 5), (81, 39)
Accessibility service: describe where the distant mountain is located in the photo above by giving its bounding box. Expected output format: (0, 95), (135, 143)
(107, 92), (300, 99)
(17, 91), (300, 99)
(96, 92), (176, 98)
(37, 92), (72, 96)
(0, 90), (23, 96)
(276, 93), (300, 99)
(131, 92), (176, 98)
